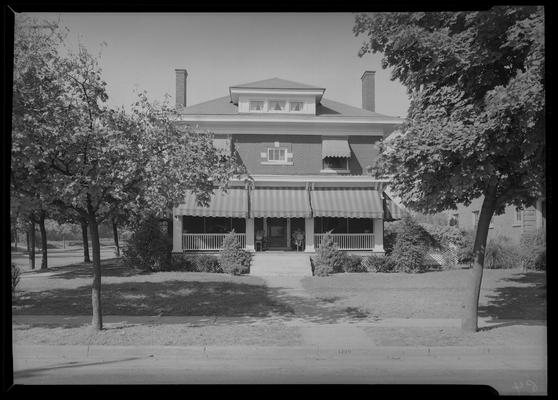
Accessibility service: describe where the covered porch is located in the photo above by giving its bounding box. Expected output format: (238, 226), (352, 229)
(172, 182), (403, 253)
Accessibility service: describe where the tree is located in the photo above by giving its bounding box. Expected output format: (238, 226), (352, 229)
(12, 17), (242, 330)
(354, 6), (545, 331)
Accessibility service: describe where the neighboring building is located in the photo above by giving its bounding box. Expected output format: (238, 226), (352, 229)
(171, 69), (405, 253)
(449, 197), (546, 244)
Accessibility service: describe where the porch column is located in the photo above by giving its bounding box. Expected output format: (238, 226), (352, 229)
(373, 218), (384, 253)
(246, 218), (255, 252)
(304, 217), (315, 252)
(172, 210), (183, 253)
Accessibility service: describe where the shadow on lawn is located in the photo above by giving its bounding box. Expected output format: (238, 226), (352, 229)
(478, 272), (546, 327)
(45, 259), (146, 279)
(13, 280), (294, 319)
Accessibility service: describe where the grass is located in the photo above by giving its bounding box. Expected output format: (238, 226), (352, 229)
(301, 269), (547, 321)
(13, 259), (292, 318)
(12, 322), (303, 346)
(362, 325), (547, 347)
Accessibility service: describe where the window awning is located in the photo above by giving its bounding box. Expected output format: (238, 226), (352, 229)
(175, 188), (248, 218)
(321, 137), (351, 159)
(310, 188), (383, 218)
(383, 193), (407, 221)
(250, 187), (311, 218)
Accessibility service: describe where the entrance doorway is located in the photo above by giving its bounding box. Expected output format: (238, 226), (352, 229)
(266, 218), (288, 249)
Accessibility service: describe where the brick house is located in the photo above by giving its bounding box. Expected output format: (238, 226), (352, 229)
(448, 198), (546, 244)
(171, 70), (405, 254)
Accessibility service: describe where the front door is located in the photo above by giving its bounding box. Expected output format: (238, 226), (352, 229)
(267, 218), (287, 249)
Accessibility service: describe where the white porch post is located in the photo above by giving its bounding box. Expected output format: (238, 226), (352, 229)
(246, 218), (255, 252)
(373, 218), (384, 253)
(172, 209), (183, 253)
(304, 217), (315, 252)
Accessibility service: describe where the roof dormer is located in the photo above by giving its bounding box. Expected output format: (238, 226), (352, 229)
(229, 78), (325, 116)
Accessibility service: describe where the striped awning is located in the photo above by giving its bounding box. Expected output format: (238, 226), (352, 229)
(310, 188), (383, 218)
(321, 137), (351, 159)
(175, 188), (248, 217)
(383, 193), (407, 221)
(250, 187), (311, 218)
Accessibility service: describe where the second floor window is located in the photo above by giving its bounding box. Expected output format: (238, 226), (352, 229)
(323, 157), (349, 171)
(267, 148), (287, 162)
(514, 207), (523, 226)
(472, 211), (479, 227)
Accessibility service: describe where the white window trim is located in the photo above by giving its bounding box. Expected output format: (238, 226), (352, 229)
(248, 100), (265, 113)
(266, 147), (288, 163)
(472, 211), (479, 227)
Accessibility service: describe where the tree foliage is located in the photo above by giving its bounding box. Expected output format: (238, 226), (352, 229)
(354, 7), (544, 213)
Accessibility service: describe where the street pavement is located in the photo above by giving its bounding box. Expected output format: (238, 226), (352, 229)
(11, 344), (547, 394)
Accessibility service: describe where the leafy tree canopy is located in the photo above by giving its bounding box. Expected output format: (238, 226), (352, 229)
(354, 6), (545, 214)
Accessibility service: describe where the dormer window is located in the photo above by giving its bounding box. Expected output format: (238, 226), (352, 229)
(290, 101), (304, 112)
(249, 101), (264, 111)
(268, 100), (286, 112)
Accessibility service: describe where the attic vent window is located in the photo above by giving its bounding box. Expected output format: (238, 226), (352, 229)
(290, 101), (303, 111)
(249, 101), (264, 111)
(269, 100), (286, 112)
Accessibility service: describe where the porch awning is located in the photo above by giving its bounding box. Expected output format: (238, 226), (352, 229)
(250, 187), (311, 218)
(321, 137), (351, 159)
(310, 188), (383, 218)
(175, 188), (248, 218)
(383, 193), (407, 221)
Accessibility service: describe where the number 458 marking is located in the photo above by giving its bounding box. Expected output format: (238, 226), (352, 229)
(513, 379), (538, 394)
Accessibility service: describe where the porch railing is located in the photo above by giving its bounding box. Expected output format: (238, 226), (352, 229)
(182, 233), (246, 251)
(314, 233), (375, 250)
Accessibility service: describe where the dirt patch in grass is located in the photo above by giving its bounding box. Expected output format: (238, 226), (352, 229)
(363, 325), (547, 347)
(301, 270), (546, 321)
(12, 322), (303, 346)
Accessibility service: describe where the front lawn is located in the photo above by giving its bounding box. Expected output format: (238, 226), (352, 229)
(13, 259), (292, 318)
(301, 269), (547, 321)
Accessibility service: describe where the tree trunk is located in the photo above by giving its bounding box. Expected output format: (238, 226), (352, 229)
(28, 219), (36, 269)
(89, 213), (103, 330)
(14, 228), (18, 252)
(26, 231), (30, 252)
(461, 190), (497, 332)
(39, 210), (48, 270)
(112, 217), (120, 257)
(81, 221), (91, 263)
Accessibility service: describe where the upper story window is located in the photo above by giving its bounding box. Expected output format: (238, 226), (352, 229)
(267, 148), (288, 163)
(290, 101), (304, 112)
(513, 207), (523, 226)
(249, 101), (264, 111)
(268, 100), (286, 112)
(322, 157), (349, 172)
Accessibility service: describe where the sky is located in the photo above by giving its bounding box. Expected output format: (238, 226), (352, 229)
(24, 12), (410, 117)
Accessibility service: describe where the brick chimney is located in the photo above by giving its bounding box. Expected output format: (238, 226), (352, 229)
(175, 69), (188, 108)
(361, 70), (375, 112)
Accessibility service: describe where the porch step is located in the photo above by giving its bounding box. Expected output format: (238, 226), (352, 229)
(249, 252), (313, 277)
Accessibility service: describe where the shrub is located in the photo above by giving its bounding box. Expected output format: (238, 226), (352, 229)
(194, 254), (222, 273)
(456, 230), (475, 264)
(484, 236), (521, 269)
(519, 230), (546, 271)
(312, 231), (346, 276)
(420, 223), (466, 248)
(11, 264), (21, 297)
(390, 215), (429, 273)
(170, 254), (196, 271)
(122, 216), (173, 271)
(341, 254), (366, 273)
(362, 255), (396, 273)
(219, 230), (251, 275)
